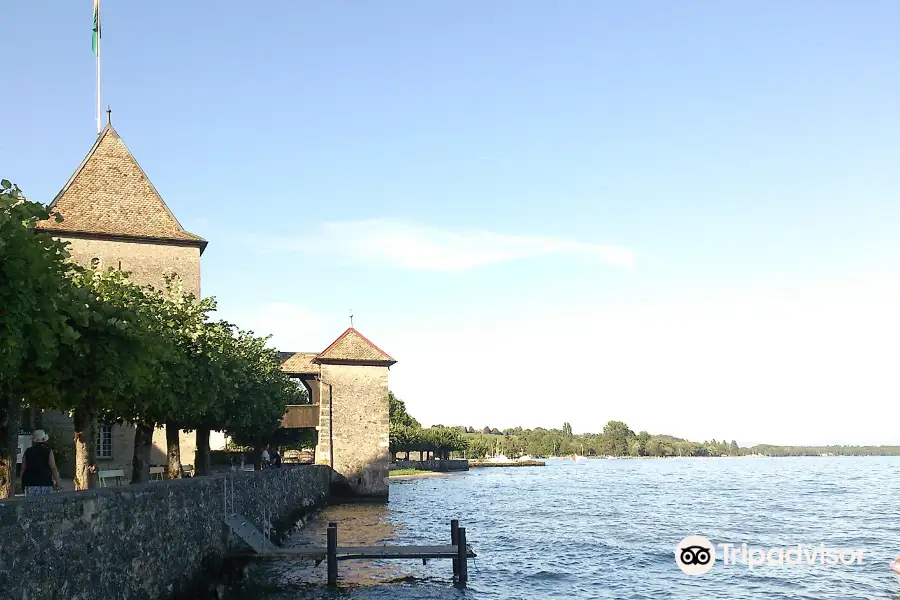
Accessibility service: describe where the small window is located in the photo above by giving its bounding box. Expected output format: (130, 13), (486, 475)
(96, 426), (112, 459)
(90, 257), (100, 269)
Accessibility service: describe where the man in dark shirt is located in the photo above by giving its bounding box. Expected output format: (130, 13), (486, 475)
(20, 430), (62, 496)
(269, 445), (282, 468)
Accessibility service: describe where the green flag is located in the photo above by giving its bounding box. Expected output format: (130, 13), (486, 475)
(92, 0), (101, 56)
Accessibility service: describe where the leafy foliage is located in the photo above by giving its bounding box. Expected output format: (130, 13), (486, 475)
(0, 179), (82, 495)
(389, 392), (420, 429)
(388, 392), (467, 459)
(0, 179), (78, 385)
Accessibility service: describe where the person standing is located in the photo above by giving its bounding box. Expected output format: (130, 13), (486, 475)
(269, 445), (281, 468)
(20, 430), (61, 496)
(261, 447), (270, 469)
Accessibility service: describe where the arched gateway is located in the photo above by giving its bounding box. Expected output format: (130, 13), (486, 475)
(33, 119), (395, 499)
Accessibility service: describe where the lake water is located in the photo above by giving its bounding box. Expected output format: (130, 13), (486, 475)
(234, 457), (900, 599)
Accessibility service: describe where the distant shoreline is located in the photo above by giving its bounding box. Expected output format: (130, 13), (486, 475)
(389, 471), (450, 479)
(538, 454), (900, 460)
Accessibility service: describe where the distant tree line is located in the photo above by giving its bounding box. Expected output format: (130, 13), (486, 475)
(745, 444), (900, 457)
(388, 392), (900, 460)
(461, 421), (742, 459)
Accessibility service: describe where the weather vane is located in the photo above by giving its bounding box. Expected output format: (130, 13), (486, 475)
(349, 309), (354, 328)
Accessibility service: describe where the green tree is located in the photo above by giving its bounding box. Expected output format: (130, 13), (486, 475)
(602, 420), (636, 456)
(81, 272), (187, 485)
(389, 392), (420, 429)
(221, 329), (299, 471)
(645, 437), (662, 456)
(48, 269), (152, 490)
(0, 180), (79, 497)
(389, 424), (419, 460)
(147, 279), (217, 479)
(467, 435), (491, 459)
(425, 427), (466, 459)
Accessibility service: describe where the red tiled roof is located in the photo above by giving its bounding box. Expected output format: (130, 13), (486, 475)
(35, 123), (206, 250)
(279, 352), (320, 375)
(316, 328), (396, 365)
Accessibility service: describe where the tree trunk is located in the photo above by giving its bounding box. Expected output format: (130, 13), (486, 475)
(195, 426), (211, 476)
(253, 438), (263, 471)
(165, 422), (182, 479)
(73, 407), (96, 491)
(0, 396), (21, 499)
(131, 423), (153, 484)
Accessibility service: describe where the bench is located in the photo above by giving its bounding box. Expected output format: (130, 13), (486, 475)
(98, 468), (125, 487)
(181, 464), (194, 477)
(149, 466), (165, 481)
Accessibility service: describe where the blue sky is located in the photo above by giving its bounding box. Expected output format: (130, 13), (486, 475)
(4, 2), (900, 445)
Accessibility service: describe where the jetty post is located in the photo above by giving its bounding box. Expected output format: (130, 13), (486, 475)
(327, 524), (338, 586)
(450, 519), (460, 577)
(456, 527), (468, 585)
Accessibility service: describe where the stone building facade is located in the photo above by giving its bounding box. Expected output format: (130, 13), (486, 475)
(34, 119), (216, 473)
(280, 328), (396, 498)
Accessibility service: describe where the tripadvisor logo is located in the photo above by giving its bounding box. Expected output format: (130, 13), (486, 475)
(675, 536), (867, 574)
(675, 536), (715, 575)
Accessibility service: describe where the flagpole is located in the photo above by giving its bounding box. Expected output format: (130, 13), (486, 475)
(96, 0), (102, 134)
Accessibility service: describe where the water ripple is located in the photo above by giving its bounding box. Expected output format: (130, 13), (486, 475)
(232, 457), (900, 599)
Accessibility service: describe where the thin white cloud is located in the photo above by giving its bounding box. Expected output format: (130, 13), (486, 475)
(259, 218), (635, 271)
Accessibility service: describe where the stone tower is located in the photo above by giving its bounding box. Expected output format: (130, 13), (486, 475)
(315, 328), (396, 499)
(34, 120), (208, 472)
(280, 328), (396, 499)
(36, 121), (206, 293)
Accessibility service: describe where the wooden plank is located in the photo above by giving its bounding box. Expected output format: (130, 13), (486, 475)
(281, 404), (320, 428)
(231, 545), (476, 561)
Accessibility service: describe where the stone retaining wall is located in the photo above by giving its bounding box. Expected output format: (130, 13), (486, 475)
(0, 465), (331, 600)
(390, 459), (469, 472)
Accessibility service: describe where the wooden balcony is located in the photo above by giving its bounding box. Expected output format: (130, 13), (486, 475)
(281, 404), (320, 428)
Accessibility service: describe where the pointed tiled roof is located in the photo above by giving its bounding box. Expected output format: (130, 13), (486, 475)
(35, 123), (207, 252)
(278, 352), (321, 376)
(315, 328), (396, 366)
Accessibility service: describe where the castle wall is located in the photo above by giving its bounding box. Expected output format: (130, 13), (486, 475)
(0, 466), (330, 600)
(61, 236), (201, 297)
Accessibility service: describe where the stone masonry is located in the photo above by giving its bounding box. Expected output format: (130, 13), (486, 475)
(0, 465), (330, 600)
(319, 363), (391, 497)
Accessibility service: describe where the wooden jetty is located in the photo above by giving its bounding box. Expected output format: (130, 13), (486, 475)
(226, 516), (476, 586)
